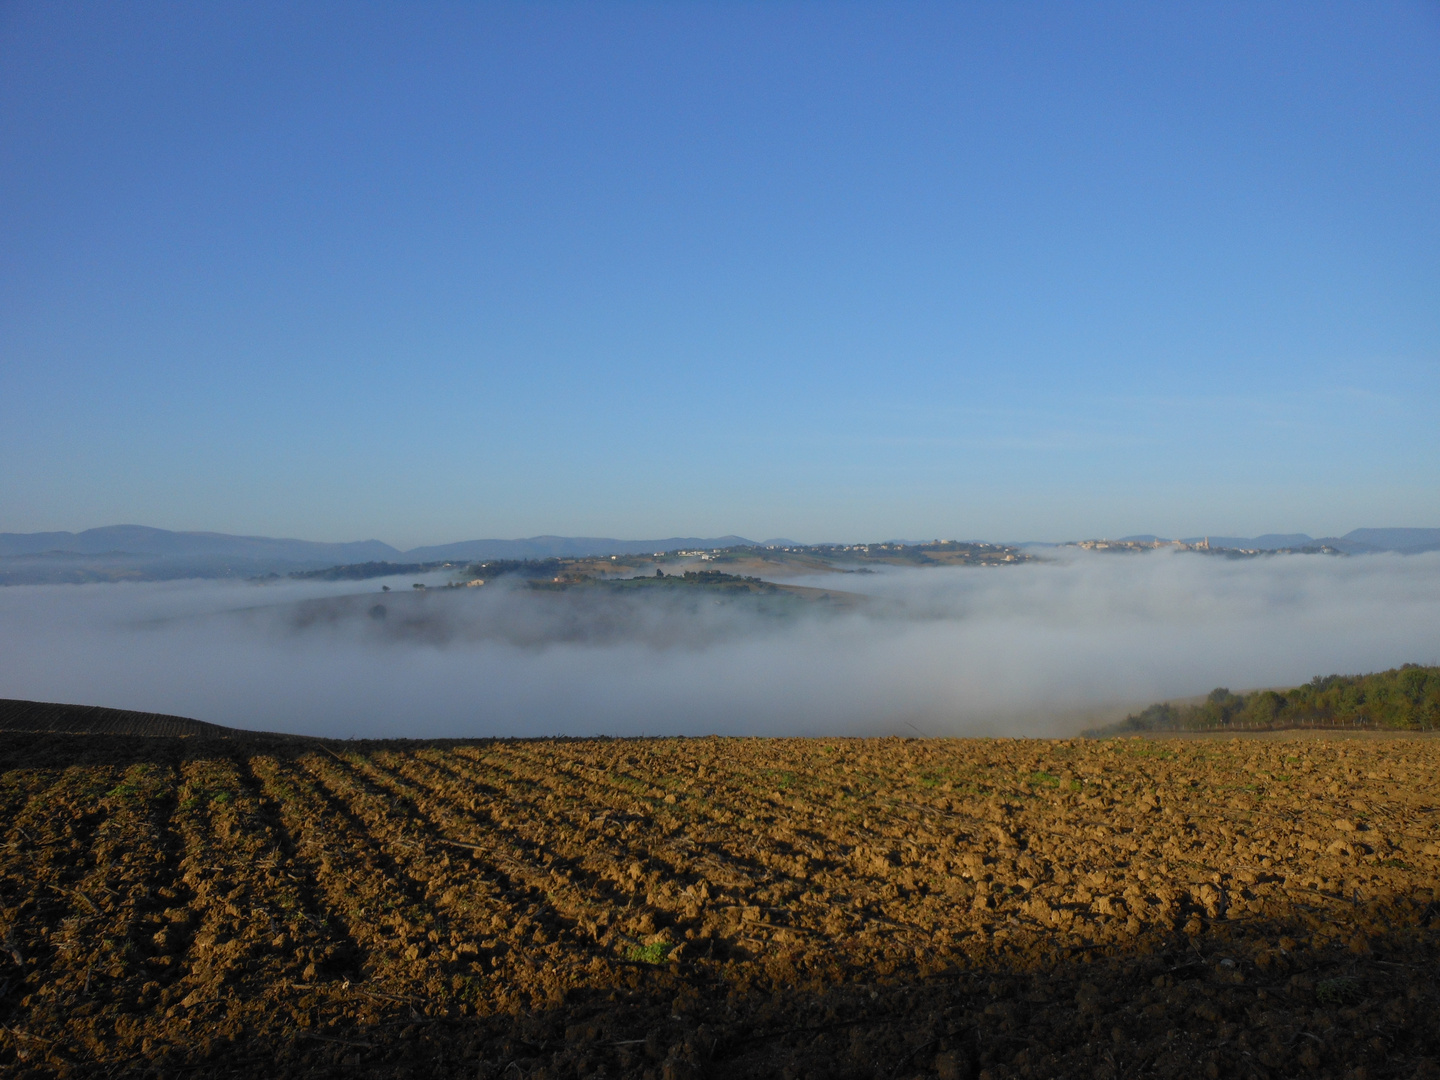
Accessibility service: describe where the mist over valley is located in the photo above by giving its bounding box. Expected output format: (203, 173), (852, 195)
(3, 545), (1437, 739)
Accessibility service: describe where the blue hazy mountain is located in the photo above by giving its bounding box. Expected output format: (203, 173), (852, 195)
(0, 526), (766, 584)
(0, 525), (400, 562)
(0, 526), (403, 585)
(1334, 528), (1440, 554)
(2, 525), (1437, 584)
(405, 535), (762, 561)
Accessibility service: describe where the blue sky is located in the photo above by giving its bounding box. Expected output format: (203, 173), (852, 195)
(1, 2), (1436, 547)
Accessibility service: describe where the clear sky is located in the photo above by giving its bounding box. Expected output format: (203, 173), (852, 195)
(1, 2), (1436, 548)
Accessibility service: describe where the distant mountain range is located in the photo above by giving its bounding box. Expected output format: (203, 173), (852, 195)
(0, 526), (796, 585)
(403, 534), (787, 561)
(0, 525), (397, 564)
(0, 524), (1436, 585)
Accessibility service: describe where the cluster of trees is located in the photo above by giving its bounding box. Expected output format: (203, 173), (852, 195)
(289, 561), (442, 581)
(808, 541), (1024, 565)
(680, 570), (766, 586)
(1119, 664), (1440, 732)
(463, 559), (569, 579)
(607, 569), (776, 593)
(291, 556), (579, 583)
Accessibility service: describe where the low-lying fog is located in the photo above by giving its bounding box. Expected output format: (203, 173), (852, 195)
(1, 551), (1438, 738)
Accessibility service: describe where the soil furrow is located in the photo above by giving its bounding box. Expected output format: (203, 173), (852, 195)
(480, 745), (964, 963)
(454, 744), (776, 901)
(310, 750), (632, 1010)
(170, 757), (344, 1001)
(0, 764), (123, 1051)
(237, 753), (365, 973)
(13, 760), (183, 1065)
(406, 750), (658, 898)
(369, 751), (615, 915)
(435, 747), (775, 951)
(369, 749), (694, 974)
(295, 751), (587, 1013)
(250, 754), (445, 999)
(5, 730), (1440, 1078)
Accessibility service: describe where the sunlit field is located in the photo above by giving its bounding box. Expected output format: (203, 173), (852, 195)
(4, 717), (1439, 1077)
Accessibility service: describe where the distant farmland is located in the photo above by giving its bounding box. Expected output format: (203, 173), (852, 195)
(2, 706), (1440, 1077)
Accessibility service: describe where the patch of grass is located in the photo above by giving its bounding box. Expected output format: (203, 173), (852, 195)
(1316, 977), (1363, 1004)
(180, 787), (233, 809)
(1029, 771), (1060, 786)
(1116, 742), (1169, 758)
(450, 974), (483, 1004)
(627, 941), (672, 965)
(611, 774), (648, 794)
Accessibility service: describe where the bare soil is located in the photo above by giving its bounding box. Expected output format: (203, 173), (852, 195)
(2, 710), (1439, 1079)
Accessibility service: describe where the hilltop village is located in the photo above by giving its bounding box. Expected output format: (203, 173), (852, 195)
(1069, 538), (1342, 557)
(287, 540), (1032, 586)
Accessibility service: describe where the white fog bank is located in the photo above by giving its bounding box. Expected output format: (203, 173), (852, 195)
(0, 551), (1437, 738)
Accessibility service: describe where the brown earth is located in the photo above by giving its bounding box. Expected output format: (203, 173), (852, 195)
(0, 699), (243, 740)
(2, 708), (1439, 1079)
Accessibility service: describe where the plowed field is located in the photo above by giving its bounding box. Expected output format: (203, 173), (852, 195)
(3, 725), (1440, 1079)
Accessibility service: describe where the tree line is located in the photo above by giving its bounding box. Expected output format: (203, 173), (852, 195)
(1117, 664), (1440, 732)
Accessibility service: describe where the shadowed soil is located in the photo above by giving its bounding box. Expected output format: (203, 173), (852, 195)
(2, 704), (1439, 1078)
